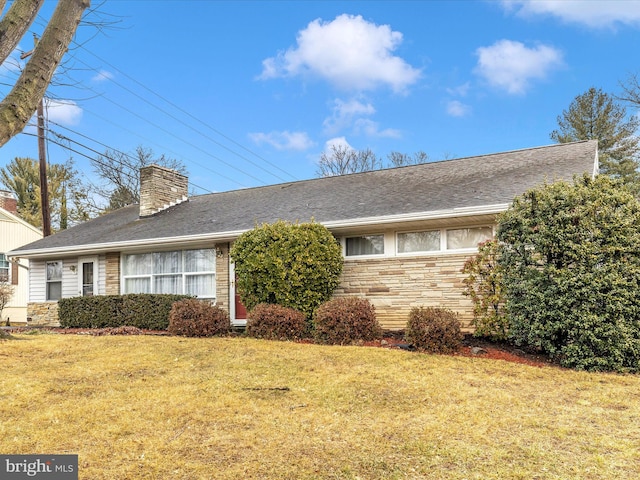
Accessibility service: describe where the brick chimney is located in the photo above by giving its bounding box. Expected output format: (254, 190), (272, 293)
(0, 190), (17, 214)
(139, 165), (188, 217)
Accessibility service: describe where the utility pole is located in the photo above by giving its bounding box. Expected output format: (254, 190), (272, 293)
(20, 34), (51, 237)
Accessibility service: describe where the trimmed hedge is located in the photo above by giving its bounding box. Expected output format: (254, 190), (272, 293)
(313, 297), (382, 345)
(230, 220), (343, 319)
(246, 303), (309, 341)
(58, 294), (191, 330)
(168, 299), (230, 337)
(405, 307), (463, 354)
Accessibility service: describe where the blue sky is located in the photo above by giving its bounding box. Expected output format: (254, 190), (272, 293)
(1, 0), (640, 196)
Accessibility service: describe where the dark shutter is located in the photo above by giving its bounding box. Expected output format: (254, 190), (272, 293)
(11, 261), (18, 285)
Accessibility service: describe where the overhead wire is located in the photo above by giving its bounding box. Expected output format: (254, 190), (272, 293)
(14, 9), (298, 193)
(68, 51), (294, 183)
(75, 45), (298, 182)
(40, 125), (214, 195)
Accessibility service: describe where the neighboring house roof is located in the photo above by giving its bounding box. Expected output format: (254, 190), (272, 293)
(11, 140), (598, 258)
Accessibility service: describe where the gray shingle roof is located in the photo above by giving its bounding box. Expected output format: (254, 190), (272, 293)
(12, 140), (597, 255)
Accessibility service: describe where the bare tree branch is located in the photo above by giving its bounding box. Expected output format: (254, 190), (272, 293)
(0, 0), (44, 65)
(316, 145), (382, 177)
(0, 0), (90, 147)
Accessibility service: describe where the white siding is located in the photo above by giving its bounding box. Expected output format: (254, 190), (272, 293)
(98, 255), (106, 295)
(30, 256), (108, 302)
(62, 259), (78, 298)
(29, 258), (80, 301)
(28, 260), (46, 302)
(0, 212), (42, 323)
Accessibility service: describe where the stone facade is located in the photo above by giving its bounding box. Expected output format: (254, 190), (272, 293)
(334, 253), (474, 331)
(215, 243), (230, 311)
(139, 165), (188, 217)
(27, 302), (59, 326)
(105, 252), (120, 295)
(25, 247), (475, 332)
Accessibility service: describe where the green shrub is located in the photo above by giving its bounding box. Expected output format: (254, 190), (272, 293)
(462, 239), (509, 340)
(168, 299), (230, 337)
(313, 297), (382, 345)
(246, 303), (308, 341)
(230, 220), (343, 319)
(404, 307), (463, 354)
(58, 294), (191, 330)
(498, 175), (640, 372)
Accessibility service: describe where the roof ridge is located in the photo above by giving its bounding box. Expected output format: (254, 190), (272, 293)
(191, 140), (597, 200)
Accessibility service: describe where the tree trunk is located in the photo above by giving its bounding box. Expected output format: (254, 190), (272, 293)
(0, 0), (45, 65)
(0, 0), (90, 147)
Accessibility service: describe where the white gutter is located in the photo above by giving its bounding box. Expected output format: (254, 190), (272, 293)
(9, 203), (508, 259)
(323, 203), (508, 230)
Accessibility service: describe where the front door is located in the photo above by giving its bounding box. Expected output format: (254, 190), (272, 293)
(78, 256), (98, 297)
(229, 261), (247, 326)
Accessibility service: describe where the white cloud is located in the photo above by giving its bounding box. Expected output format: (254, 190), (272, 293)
(474, 39), (563, 94)
(92, 69), (114, 82)
(249, 130), (315, 151)
(353, 118), (401, 138)
(44, 99), (82, 125)
(259, 14), (421, 93)
(324, 136), (352, 152)
(446, 100), (471, 117)
(501, 0), (640, 29)
(323, 98), (375, 134)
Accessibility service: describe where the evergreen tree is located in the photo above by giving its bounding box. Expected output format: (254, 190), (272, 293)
(0, 157), (90, 231)
(551, 87), (640, 193)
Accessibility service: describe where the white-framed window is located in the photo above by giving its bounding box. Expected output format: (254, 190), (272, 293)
(122, 248), (216, 301)
(396, 226), (494, 255)
(397, 230), (441, 254)
(0, 253), (9, 282)
(46, 261), (63, 301)
(446, 227), (493, 250)
(345, 234), (385, 257)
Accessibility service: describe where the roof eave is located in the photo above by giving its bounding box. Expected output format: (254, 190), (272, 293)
(8, 203), (510, 259)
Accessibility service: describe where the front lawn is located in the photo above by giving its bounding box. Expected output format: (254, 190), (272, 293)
(1, 333), (639, 479)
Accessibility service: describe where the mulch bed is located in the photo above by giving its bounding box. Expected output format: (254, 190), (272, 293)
(5, 327), (555, 368)
(368, 332), (555, 368)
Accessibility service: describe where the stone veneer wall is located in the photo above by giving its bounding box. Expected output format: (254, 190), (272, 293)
(215, 243), (229, 311)
(333, 253), (474, 331)
(105, 252), (120, 295)
(27, 302), (59, 326)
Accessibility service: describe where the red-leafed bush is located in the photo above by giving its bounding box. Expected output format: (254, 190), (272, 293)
(168, 299), (230, 337)
(313, 297), (382, 345)
(405, 307), (462, 353)
(246, 303), (309, 341)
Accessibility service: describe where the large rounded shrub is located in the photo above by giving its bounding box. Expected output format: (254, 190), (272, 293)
(405, 307), (463, 354)
(230, 221), (343, 319)
(246, 303), (308, 341)
(498, 174), (640, 372)
(313, 297), (382, 345)
(168, 299), (230, 337)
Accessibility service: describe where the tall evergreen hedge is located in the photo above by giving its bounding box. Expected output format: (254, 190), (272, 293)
(497, 175), (640, 372)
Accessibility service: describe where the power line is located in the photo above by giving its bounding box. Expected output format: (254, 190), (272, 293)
(76, 45), (298, 182)
(21, 13), (273, 189)
(23, 125), (214, 196)
(76, 82), (270, 186)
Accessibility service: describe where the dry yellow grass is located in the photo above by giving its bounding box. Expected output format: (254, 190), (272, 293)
(1, 333), (640, 479)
